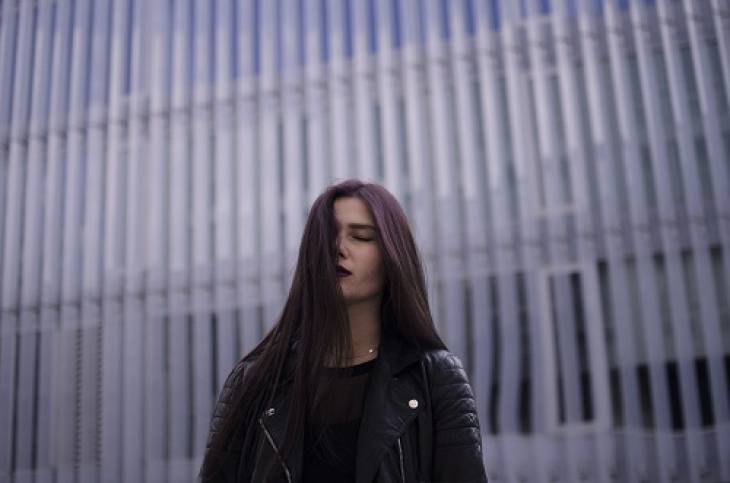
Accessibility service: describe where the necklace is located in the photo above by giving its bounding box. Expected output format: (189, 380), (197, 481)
(346, 347), (379, 360)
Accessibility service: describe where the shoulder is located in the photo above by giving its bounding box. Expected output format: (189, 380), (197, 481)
(214, 357), (257, 413)
(421, 349), (470, 385)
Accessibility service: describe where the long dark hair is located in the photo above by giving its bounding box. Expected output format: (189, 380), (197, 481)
(200, 179), (445, 480)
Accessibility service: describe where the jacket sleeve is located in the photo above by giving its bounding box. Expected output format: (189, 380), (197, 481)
(429, 351), (488, 482)
(205, 359), (247, 450)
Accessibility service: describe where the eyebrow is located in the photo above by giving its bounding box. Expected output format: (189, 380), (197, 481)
(345, 223), (376, 230)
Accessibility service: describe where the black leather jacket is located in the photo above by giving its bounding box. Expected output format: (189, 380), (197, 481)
(204, 329), (488, 482)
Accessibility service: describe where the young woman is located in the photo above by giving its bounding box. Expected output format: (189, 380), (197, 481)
(200, 179), (487, 482)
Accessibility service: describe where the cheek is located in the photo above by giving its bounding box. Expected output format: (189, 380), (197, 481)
(365, 252), (385, 285)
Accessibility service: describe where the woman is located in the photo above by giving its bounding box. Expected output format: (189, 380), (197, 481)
(200, 179), (487, 482)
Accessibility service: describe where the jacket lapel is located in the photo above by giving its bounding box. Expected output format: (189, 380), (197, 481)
(257, 332), (425, 483)
(355, 331), (424, 483)
(256, 355), (303, 482)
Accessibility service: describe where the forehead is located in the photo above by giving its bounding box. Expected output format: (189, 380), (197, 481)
(333, 197), (375, 227)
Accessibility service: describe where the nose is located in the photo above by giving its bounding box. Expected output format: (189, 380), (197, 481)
(336, 235), (348, 259)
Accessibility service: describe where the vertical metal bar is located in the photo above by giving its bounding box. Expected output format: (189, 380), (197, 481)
(304, 0), (328, 201)
(473, 2), (516, 478)
(375, 0), (403, 198)
(78, 1), (112, 479)
(400, 0), (440, 332)
(328, 0), (351, 180)
(209, 0), (237, 459)
(260, 0), (284, 331)
(352, 0), (377, 180)
(39, 1), (74, 481)
(497, 6), (539, 481)
(58, 1), (94, 481)
(144, 0), (171, 480)
(100, 0), (129, 479)
(167, 0), (193, 475)
(236, 0), (262, 356)
(0, 0), (18, 147)
(122, 0), (148, 478)
(282, 0), (306, 284)
(450, 0), (491, 431)
(15, 3), (51, 482)
(0, 3), (32, 478)
(424, 0), (467, 361)
(710, 0), (730, 114)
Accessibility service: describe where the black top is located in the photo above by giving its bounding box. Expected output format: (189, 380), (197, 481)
(302, 357), (377, 482)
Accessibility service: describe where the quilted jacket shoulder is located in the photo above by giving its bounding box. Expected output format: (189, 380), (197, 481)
(206, 358), (249, 449)
(423, 349), (487, 482)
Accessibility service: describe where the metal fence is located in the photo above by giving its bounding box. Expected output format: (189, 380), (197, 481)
(0, 0), (728, 482)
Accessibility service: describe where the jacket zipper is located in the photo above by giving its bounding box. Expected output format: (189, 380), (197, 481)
(397, 436), (405, 483)
(258, 417), (293, 483)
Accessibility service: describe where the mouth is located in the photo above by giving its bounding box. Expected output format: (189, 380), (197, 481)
(336, 265), (352, 278)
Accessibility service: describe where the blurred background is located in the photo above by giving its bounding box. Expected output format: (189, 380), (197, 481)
(0, 0), (729, 482)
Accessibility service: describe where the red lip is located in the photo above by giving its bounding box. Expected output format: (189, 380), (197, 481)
(336, 265), (352, 276)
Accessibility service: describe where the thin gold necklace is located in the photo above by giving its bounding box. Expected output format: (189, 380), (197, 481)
(346, 347), (379, 360)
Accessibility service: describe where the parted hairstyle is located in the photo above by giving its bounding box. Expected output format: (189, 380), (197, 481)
(200, 179), (446, 481)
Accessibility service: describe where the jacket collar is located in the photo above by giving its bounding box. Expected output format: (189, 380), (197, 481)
(259, 325), (427, 482)
(354, 327), (426, 483)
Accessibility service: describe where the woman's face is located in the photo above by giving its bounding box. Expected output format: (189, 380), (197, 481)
(333, 197), (385, 306)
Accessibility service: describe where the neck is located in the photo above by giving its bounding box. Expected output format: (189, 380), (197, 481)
(346, 297), (382, 360)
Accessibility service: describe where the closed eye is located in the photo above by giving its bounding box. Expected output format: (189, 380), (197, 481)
(352, 235), (374, 242)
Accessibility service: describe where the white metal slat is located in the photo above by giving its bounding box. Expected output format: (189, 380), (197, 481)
(235, 0), (261, 357)
(182, 1), (214, 477)
(328, 0), (352, 180)
(58, 0), (95, 480)
(499, 13), (551, 481)
(38, 1), (74, 480)
(99, 0), (130, 480)
(352, 0), (377, 181)
(523, 21), (590, 460)
(143, 1), (171, 479)
(375, 0), (404, 199)
(209, 0), (236, 459)
(16, 4), (53, 483)
(450, 0), (493, 457)
(710, 0), (730, 113)
(282, 0), (306, 285)
(0, 0), (17, 146)
(305, 0), (328, 203)
(500, 50), (530, 483)
(0, 5), (33, 477)
(259, 0), (284, 332)
(472, 12), (519, 479)
(120, 0), (148, 479)
(167, 0), (193, 474)
(424, 0), (467, 360)
(400, 0), (440, 324)
(79, 2), (112, 479)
